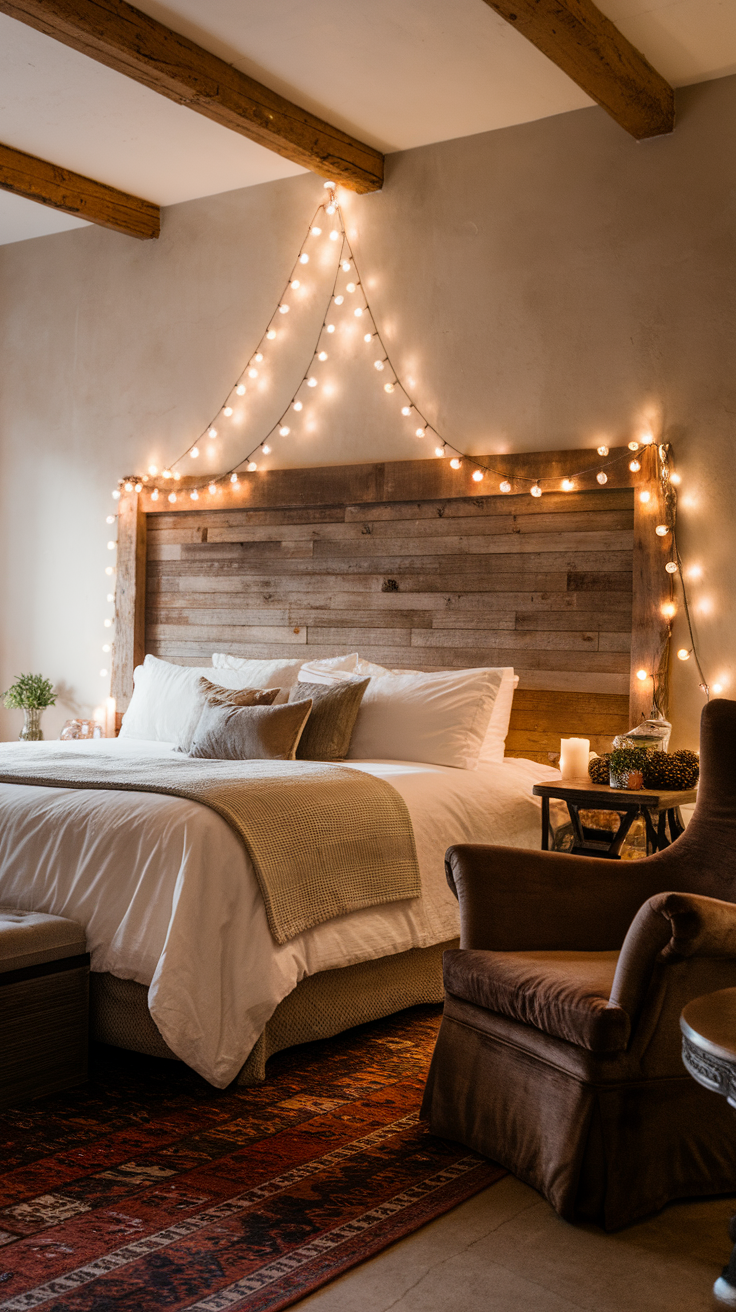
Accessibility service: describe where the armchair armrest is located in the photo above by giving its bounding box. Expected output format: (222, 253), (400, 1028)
(610, 892), (736, 1025)
(445, 844), (666, 952)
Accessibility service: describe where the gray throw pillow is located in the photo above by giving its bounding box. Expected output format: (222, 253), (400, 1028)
(189, 699), (312, 761)
(198, 677), (280, 707)
(288, 678), (369, 761)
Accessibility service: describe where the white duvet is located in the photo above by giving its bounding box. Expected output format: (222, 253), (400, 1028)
(0, 739), (558, 1087)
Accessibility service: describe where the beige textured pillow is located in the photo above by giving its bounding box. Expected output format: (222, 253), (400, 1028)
(288, 678), (369, 761)
(198, 677), (280, 708)
(188, 699), (312, 761)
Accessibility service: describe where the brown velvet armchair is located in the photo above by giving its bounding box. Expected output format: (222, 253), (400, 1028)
(421, 699), (736, 1230)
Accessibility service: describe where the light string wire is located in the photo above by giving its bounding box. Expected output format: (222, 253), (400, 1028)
(109, 188), (717, 703)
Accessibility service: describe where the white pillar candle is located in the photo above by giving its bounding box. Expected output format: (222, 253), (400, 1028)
(560, 737), (590, 780)
(105, 696), (116, 739)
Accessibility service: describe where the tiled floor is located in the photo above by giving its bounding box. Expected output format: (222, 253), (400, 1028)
(295, 1175), (735, 1311)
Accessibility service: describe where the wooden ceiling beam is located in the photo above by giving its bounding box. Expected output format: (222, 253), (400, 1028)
(0, 0), (384, 194)
(0, 140), (159, 238)
(481, 0), (674, 140)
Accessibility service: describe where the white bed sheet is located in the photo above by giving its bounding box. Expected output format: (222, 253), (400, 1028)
(0, 739), (558, 1087)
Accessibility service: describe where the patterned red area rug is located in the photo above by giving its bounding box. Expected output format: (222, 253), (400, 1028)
(0, 1005), (504, 1312)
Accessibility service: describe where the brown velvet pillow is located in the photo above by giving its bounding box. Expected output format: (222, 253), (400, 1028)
(288, 678), (369, 761)
(188, 699), (312, 761)
(198, 677), (280, 708)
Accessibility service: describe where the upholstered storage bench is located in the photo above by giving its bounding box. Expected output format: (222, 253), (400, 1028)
(0, 908), (89, 1109)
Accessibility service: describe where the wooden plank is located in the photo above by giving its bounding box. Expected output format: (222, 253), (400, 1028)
(147, 624), (307, 645)
(414, 629), (601, 651)
(111, 491), (146, 712)
(481, 0), (674, 140)
(311, 531), (632, 558)
(512, 610), (631, 632)
(515, 670), (629, 694)
(343, 489), (635, 521)
(0, 0), (383, 193)
(0, 140), (158, 239)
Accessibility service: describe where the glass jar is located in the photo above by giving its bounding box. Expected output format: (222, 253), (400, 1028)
(19, 708), (43, 741)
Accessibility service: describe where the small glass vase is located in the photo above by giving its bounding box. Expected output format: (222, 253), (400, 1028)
(19, 708), (44, 741)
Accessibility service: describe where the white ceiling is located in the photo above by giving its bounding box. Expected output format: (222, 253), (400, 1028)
(1, 0), (735, 246)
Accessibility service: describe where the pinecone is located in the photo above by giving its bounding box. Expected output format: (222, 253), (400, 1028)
(588, 754), (611, 785)
(643, 749), (699, 790)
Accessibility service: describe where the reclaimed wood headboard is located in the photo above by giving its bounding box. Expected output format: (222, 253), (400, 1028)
(113, 446), (669, 763)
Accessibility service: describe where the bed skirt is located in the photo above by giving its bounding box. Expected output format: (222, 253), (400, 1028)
(89, 940), (455, 1085)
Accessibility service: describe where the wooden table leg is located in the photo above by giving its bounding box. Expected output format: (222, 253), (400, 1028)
(713, 1214), (736, 1305)
(541, 795), (550, 850)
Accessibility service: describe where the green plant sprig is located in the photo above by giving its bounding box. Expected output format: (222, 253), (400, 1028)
(3, 673), (57, 710)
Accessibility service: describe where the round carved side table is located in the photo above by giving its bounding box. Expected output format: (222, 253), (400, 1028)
(681, 988), (736, 1306)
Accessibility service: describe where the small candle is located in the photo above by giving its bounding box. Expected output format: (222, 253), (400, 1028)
(105, 696), (116, 739)
(560, 737), (590, 780)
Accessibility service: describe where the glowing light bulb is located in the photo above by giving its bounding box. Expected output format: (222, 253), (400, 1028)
(279, 426), (290, 436)
(363, 333), (373, 343)
(262, 444), (271, 454)
(223, 407), (234, 417)
(402, 406), (412, 417)
(103, 617), (112, 628)
(311, 226), (322, 236)
(662, 601), (676, 618)
(254, 353), (263, 363)
(596, 471), (608, 485)
(561, 479), (574, 492)
(629, 459), (641, 472)
(318, 351), (328, 361)
(236, 384), (246, 396)
(230, 473), (238, 484)
(190, 490), (199, 501)
(174, 471), (181, 480)
(641, 432), (654, 445)
(415, 427), (425, 437)
(267, 329), (277, 340)
(346, 282), (356, 293)
(106, 515), (115, 524)
(248, 461), (258, 472)
(384, 383), (394, 393)
(678, 649), (691, 661)
(100, 669), (108, 678)
(102, 643), (111, 653)
(208, 483), (217, 495)
(151, 488), (159, 501)
(148, 464), (157, 476)
(354, 307), (363, 317)
(105, 566), (113, 576)
(655, 524), (669, 536)
(190, 447), (199, 458)
(636, 669), (648, 681)
(435, 446), (445, 457)
(665, 561), (678, 574)
(500, 480), (512, 494)
(112, 489), (121, 499)
(597, 445), (609, 457)
(162, 468), (172, 478)
(342, 261), (351, 272)
(450, 458), (462, 470)
(472, 470), (484, 482)
(279, 304), (290, 314)
(124, 481), (133, 492)
(106, 593), (114, 603)
(307, 377), (318, 387)
(293, 401), (303, 412)
(323, 180), (335, 189)
(299, 253), (309, 265)
(248, 369), (258, 379)
(640, 490), (651, 503)
(374, 360), (385, 371)
(670, 472), (681, 485)
(135, 482), (142, 493)
(628, 441), (640, 451)
(208, 427), (218, 439)
(329, 230), (339, 241)
(713, 683), (723, 694)
(168, 492), (177, 503)
(531, 484), (543, 498)
(334, 295), (344, 305)
(107, 541), (116, 551)
(326, 324), (335, 333)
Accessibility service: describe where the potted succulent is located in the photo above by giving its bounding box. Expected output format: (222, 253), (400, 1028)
(608, 745), (649, 790)
(3, 673), (57, 741)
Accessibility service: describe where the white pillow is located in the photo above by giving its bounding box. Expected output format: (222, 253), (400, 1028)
(347, 667), (503, 770)
(211, 654), (306, 703)
(119, 655), (214, 749)
(297, 653), (389, 686)
(477, 670), (519, 764)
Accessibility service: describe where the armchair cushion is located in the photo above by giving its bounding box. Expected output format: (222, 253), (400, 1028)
(443, 947), (628, 1053)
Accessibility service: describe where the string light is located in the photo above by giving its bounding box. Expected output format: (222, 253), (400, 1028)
(596, 472), (608, 485)
(678, 649), (691, 661)
(531, 483), (543, 498)
(655, 525), (669, 536)
(112, 489), (120, 499)
(262, 444), (271, 454)
(190, 446), (199, 458)
(665, 561), (678, 574)
(106, 541), (115, 551)
(435, 446), (445, 457)
(640, 490), (651, 503)
(208, 482), (217, 495)
(266, 329), (276, 340)
(597, 445), (609, 457)
(450, 458), (462, 470)
(636, 669), (648, 681)
(561, 479), (574, 492)
(151, 488), (159, 501)
(662, 601), (676, 618)
(307, 377), (318, 388)
(415, 427), (425, 438)
(318, 351), (328, 361)
(148, 464), (157, 476)
(472, 469), (484, 482)
(279, 425), (290, 437)
(279, 304), (289, 314)
(402, 407), (412, 417)
(248, 461), (258, 472)
(385, 383), (395, 393)
(500, 480), (512, 494)
(327, 324), (336, 333)
(168, 492), (176, 503)
(629, 459), (641, 472)
(106, 515), (115, 524)
(293, 401), (303, 412)
(299, 253), (309, 264)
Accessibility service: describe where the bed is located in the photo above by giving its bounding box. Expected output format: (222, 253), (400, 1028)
(0, 447), (670, 1086)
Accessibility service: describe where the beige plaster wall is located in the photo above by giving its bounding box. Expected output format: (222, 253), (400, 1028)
(1, 77), (734, 744)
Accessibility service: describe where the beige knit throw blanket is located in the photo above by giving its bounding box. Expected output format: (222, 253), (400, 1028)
(0, 750), (421, 944)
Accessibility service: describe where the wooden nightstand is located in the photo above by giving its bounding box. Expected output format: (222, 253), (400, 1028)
(532, 778), (697, 858)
